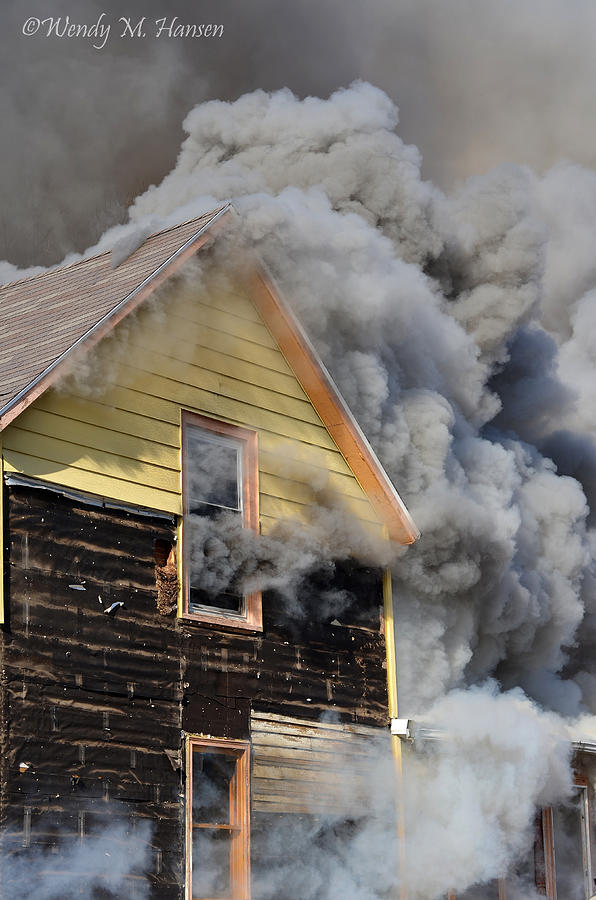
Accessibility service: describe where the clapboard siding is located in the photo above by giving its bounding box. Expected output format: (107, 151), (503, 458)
(35, 391), (367, 484)
(2, 278), (382, 533)
(250, 712), (384, 815)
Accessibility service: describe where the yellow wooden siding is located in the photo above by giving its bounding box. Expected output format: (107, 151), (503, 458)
(2, 278), (383, 536)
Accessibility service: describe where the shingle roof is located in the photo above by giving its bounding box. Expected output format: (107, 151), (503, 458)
(0, 205), (229, 427)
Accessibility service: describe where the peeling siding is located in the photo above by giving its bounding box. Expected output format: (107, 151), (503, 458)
(251, 712), (384, 815)
(2, 279), (383, 536)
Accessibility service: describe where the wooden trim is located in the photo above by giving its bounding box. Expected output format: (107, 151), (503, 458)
(542, 807), (557, 900)
(572, 774), (594, 900)
(244, 267), (419, 546)
(0, 439), (3, 625)
(186, 735), (251, 900)
(181, 411), (262, 632)
(383, 567), (408, 900)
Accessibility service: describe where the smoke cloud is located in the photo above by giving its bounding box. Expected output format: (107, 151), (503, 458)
(6, 0), (596, 266)
(105, 81), (596, 894)
(120, 83), (596, 716)
(1, 818), (153, 899)
(5, 46), (596, 897)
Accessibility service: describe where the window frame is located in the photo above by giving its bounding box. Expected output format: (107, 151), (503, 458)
(544, 774), (594, 900)
(186, 735), (251, 900)
(181, 412), (262, 631)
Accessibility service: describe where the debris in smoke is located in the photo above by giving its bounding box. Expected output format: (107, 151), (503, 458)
(104, 600), (125, 615)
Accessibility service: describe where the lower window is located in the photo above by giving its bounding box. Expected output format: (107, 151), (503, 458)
(187, 737), (251, 900)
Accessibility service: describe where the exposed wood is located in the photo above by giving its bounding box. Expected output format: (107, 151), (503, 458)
(541, 807), (557, 899)
(250, 712), (383, 815)
(2, 483), (389, 897)
(156, 546), (179, 615)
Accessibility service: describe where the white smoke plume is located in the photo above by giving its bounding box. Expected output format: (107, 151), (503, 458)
(1, 818), (153, 899)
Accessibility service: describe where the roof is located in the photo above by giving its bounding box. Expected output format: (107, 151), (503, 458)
(0, 206), (229, 426)
(0, 206), (419, 545)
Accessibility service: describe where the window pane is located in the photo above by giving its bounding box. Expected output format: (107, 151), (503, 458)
(193, 752), (236, 824)
(190, 587), (244, 615)
(187, 431), (240, 511)
(192, 828), (232, 899)
(554, 791), (588, 900)
(187, 511), (245, 616)
(456, 881), (500, 899)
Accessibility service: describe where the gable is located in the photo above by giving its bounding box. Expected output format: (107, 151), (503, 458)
(1, 271), (387, 537)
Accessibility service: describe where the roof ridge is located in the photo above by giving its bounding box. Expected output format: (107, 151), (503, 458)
(0, 206), (227, 292)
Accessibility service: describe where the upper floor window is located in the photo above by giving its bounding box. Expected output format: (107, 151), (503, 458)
(182, 412), (262, 630)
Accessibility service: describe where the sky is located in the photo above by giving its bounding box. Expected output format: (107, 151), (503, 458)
(3, 0), (596, 266)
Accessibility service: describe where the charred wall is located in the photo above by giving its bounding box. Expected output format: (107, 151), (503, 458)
(0, 482), (388, 897)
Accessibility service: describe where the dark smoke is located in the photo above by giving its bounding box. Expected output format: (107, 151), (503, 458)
(5, 0), (596, 265)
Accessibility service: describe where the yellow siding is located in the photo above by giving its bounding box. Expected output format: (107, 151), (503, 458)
(2, 277), (383, 536)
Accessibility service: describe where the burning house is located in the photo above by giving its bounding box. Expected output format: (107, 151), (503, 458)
(0, 204), (419, 898)
(0, 79), (596, 900)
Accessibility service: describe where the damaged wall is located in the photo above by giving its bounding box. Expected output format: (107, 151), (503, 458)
(0, 482), (388, 897)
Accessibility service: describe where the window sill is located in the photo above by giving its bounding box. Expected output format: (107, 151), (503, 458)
(180, 601), (263, 633)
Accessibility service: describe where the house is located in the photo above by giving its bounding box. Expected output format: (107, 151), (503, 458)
(0, 205), (419, 899)
(448, 755), (596, 900)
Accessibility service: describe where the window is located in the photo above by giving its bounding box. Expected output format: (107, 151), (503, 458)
(553, 780), (594, 900)
(186, 737), (250, 900)
(182, 412), (261, 630)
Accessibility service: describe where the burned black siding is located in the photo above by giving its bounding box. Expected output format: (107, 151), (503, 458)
(0, 483), (388, 898)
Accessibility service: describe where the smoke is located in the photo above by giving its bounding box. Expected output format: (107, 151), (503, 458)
(405, 684), (573, 899)
(5, 58), (596, 896)
(250, 734), (400, 900)
(103, 81), (596, 894)
(187, 506), (392, 622)
(121, 83), (595, 713)
(7, 0), (596, 267)
(1, 818), (153, 899)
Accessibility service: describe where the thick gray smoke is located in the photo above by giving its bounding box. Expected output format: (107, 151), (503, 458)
(119, 83), (596, 895)
(6, 0), (596, 267)
(125, 83), (596, 715)
(6, 80), (596, 896)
